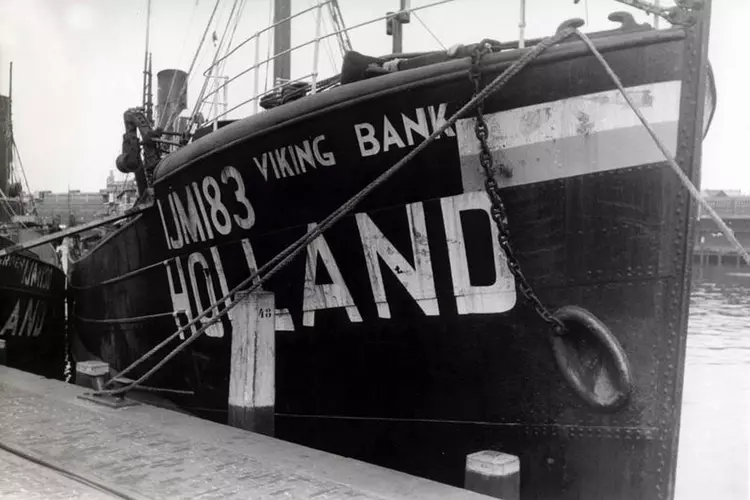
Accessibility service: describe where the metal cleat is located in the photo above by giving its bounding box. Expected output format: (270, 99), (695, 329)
(608, 12), (644, 31)
(77, 392), (139, 408)
(557, 18), (585, 35)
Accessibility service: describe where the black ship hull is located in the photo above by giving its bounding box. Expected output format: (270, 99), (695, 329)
(71, 22), (712, 500)
(0, 236), (66, 379)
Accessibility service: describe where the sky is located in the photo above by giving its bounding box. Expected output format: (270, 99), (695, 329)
(0, 0), (747, 194)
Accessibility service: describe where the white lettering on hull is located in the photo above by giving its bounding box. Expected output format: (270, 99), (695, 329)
(441, 192), (516, 315)
(356, 202), (438, 319)
(354, 104), (456, 157)
(0, 256), (55, 291)
(162, 191), (517, 336)
(252, 135), (336, 181)
(166, 245), (235, 340)
(0, 299), (47, 337)
(302, 223), (363, 327)
(157, 166), (256, 249)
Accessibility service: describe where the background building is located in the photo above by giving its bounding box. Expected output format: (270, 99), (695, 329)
(32, 171), (137, 227)
(696, 189), (750, 265)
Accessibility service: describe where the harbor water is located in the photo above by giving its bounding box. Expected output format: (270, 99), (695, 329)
(675, 264), (750, 499)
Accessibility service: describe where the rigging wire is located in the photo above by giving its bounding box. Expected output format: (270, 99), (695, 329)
(412, 11), (445, 49)
(164, 0), (221, 129)
(584, 0), (590, 25)
(178, 0), (202, 69)
(11, 140), (36, 214)
(316, 0), (341, 75)
(206, 0), (249, 121)
(220, 0), (249, 75)
(183, 0), (243, 130)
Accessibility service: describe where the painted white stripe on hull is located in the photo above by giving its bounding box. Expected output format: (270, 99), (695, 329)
(460, 122), (678, 191)
(456, 80), (681, 190)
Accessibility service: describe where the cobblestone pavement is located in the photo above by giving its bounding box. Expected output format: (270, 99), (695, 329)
(0, 448), (113, 499)
(0, 367), (490, 500)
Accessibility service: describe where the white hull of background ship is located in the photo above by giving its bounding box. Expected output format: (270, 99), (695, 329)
(44, 1), (717, 498)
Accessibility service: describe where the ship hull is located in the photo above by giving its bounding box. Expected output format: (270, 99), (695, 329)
(0, 237), (66, 379)
(71, 24), (711, 500)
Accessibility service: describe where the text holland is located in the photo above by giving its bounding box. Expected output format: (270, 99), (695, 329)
(159, 188), (517, 339)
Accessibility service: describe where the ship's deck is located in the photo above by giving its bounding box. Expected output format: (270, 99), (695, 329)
(0, 366), (490, 499)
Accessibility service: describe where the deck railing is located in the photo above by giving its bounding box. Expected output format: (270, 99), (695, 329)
(191, 0), (458, 131)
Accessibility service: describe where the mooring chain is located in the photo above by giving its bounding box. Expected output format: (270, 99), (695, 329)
(469, 43), (566, 336)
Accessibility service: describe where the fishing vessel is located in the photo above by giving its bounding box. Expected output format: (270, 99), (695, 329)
(64, 0), (715, 498)
(0, 66), (67, 379)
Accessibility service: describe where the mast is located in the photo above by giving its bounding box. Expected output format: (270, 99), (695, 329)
(273, 0), (291, 87)
(0, 62), (11, 200)
(387, 0), (411, 54)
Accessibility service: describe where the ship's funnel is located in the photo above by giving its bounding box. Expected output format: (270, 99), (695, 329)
(156, 69), (188, 131)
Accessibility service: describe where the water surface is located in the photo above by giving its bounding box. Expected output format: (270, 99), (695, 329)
(675, 265), (750, 500)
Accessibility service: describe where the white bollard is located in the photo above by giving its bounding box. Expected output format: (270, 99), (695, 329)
(465, 450), (520, 500)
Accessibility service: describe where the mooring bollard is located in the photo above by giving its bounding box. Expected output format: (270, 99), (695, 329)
(228, 290), (275, 436)
(464, 450), (520, 500)
(75, 360), (110, 391)
(0, 339), (6, 365)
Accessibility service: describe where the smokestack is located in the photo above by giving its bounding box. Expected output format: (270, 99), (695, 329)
(156, 69), (188, 131)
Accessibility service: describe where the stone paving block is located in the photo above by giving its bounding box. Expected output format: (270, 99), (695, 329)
(0, 366), (492, 499)
(0, 448), (111, 499)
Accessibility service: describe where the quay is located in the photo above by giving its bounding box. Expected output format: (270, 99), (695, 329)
(0, 365), (492, 500)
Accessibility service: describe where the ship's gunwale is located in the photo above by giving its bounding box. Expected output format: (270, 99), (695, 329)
(72, 27), (687, 268)
(153, 27), (686, 184)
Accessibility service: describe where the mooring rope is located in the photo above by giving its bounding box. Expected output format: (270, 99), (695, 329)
(74, 311), (176, 324)
(94, 27), (578, 398)
(573, 29), (750, 267)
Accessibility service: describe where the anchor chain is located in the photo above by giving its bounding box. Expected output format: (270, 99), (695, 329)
(469, 43), (566, 336)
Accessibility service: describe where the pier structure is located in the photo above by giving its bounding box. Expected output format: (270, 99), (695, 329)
(694, 192), (750, 267)
(0, 365), (494, 499)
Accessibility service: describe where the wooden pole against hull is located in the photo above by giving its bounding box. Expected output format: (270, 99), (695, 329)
(228, 291), (275, 436)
